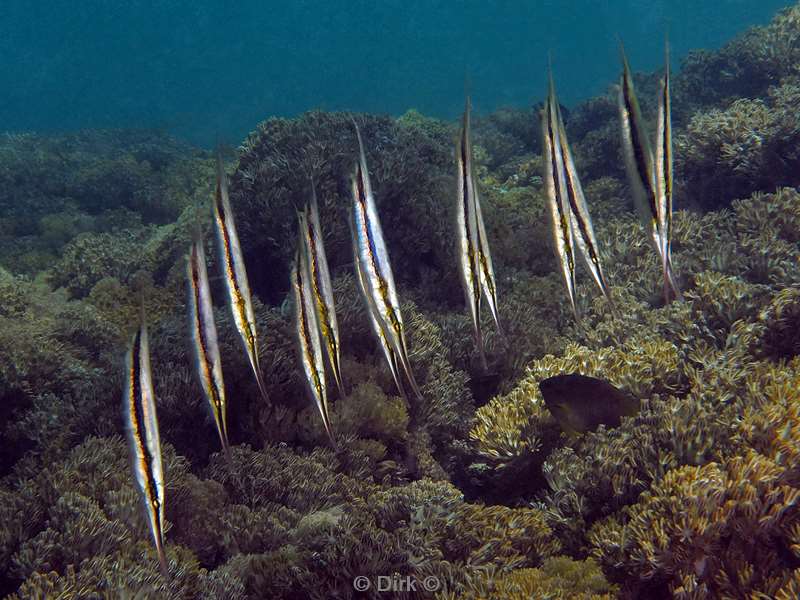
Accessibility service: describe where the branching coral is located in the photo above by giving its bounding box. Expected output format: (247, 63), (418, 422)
(676, 84), (800, 209)
(230, 111), (457, 305)
(470, 340), (684, 468)
(675, 3), (800, 110)
(590, 359), (800, 598)
(439, 556), (616, 600)
(5, 7), (800, 597)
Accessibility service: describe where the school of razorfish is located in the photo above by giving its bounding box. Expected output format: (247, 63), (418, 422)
(124, 46), (679, 576)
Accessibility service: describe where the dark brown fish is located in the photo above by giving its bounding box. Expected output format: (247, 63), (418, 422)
(539, 373), (640, 435)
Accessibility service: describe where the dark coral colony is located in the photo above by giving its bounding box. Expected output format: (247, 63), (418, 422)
(2, 5), (800, 600)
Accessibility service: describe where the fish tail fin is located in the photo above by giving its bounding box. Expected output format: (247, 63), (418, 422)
(571, 297), (582, 325)
(398, 338), (424, 402)
(156, 539), (169, 580)
(495, 318), (510, 348)
(253, 364), (271, 404)
(219, 422), (231, 457)
(332, 365), (346, 399)
(385, 347), (406, 400)
(598, 272), (619, 317)
(322, 419), (338, 450)
(666, 254), (683, 302)
(567, 287), (580, 322)
(487, 296), (504, 340)
(403, 360), (424, 403)
(327, 349), (345, 398)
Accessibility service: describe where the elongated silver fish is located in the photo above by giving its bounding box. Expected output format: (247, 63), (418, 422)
(654, 42), (682, 302)
(618, 44), (662, 257)
(350, 123), (422, 400)
(542, 71), (579, 318)
(292, 229), (335, 447)
(470, 156), (502, 336)
(124, 318), (168, 578)
(351, 218), (405, 396)
(551, 82), (613, 305)
(212, 155), (270, 403)
(456, 97), (486, 367)
(187, 233), (229, 453)
(300, 188), (344, 396)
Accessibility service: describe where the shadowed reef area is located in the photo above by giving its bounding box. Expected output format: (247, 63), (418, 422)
(1, 4), (800, 599)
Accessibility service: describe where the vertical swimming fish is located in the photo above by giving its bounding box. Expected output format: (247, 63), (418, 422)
(292, 229), (335, 447)
(124, 318), (168, 578)
(470, 156), (502, 336)
(187, 232), (229, 453)
(300, 188), (345, 396)
(211, 155), (270, 403)
(456, 97), (486, 367)
(351, 217), (405, 396)
(552, 86), (613, 305)
(618, 44), (662, 258)
(654, 41), (682, 302)
(542, 70), (579, 318)
(350, 123), (422, 401)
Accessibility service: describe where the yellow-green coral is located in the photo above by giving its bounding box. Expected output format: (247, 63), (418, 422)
(590, 359), (800, 598)
(470, 340), (683, 466)
(438, 556), (616, 600)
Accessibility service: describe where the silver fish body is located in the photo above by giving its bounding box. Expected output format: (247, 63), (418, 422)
(553, 92), (612, 305)
(300, 190), (344, 396)
(456, 99), (486, 364)
(474, 182), (502, 334)
(187, 235), (229, 452)
(352, 226), (405, 396)
(542, 73), (579, 317)
(351, 124), (422, 400)
(618, 46), (663, 258)
(654, 43), (682, 302)
(212, 156), (270, 403)
(124, 320), (168, 578)
(292, 230), (335, 447)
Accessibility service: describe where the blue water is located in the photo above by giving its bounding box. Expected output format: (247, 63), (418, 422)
(1, 0), (791, 146)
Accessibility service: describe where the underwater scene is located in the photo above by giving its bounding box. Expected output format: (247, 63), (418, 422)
(2, 2), (800, 599)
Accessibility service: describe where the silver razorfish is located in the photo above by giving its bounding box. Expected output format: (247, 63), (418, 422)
(350, 123), (422, 400)
(542, 70), (579, 318)
(456, 97), (486, 367)
(211, 155), (270, 403)
(466, 108), (503, 337)
(187, 232), (229, 453)
(124, 317), (168, 578)
(550, 75), (613, 306)
(654, 41), (682, 302)
(619, 44), (661, 255)
(292, 227), (335, 447)
(351, 215), (405, 396)
(300, 188), (345, 396)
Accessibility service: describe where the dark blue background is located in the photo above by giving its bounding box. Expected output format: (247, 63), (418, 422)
(0, 1), (791, 145)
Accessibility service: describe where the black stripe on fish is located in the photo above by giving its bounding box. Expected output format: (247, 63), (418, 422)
(621, 72), (658, 226)
(546, 100), (576, 277)
(189, 247), (227, 445)
(214, 174), (256, 353)
(354, 162), (404, 342)
(128, 330), (164, 548)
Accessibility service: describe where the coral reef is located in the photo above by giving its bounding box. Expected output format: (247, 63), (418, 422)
(2, 4), (800, 598)
(229, 111), (458, 305)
